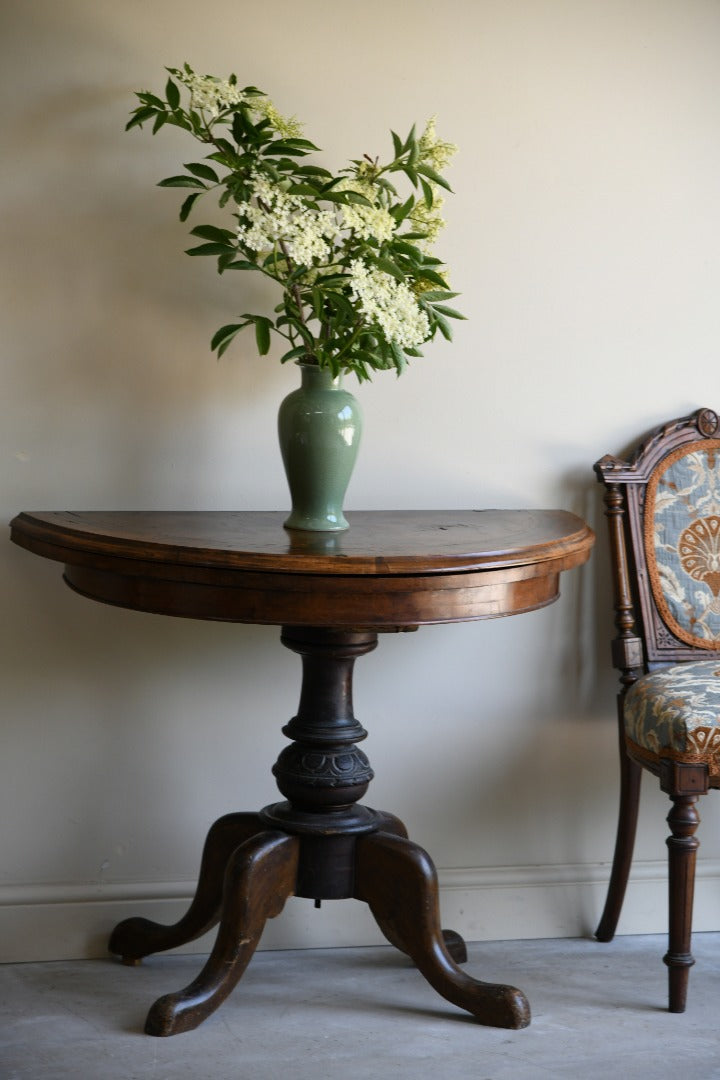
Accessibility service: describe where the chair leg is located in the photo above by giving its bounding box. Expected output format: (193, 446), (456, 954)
(664, 793), (700, 1013)
(595, 737), (643, 942)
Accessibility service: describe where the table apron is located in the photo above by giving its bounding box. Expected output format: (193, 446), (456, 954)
(62, 562), (565, 627)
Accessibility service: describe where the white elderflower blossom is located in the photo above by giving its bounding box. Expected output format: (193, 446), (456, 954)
(418, 117), (457, 170)
(341, 202), (396, 243)
(334, 178), (396, 244)
(349, 260), (430, 349)
(409, 195), (446, 247)
(177, 71), (245, 116)
(285, 208), (338, 265)
(250, 98), (304, 140)
(236, 172), (338, 267)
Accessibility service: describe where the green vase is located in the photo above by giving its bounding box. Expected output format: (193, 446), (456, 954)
(278, 362), (362, 532)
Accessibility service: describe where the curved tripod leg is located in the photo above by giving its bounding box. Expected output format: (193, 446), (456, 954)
(145, 830), (299, 1037)
(373, 811), (467, 964)
(109, 812), (265, 962)
(374, 810), (409, 838)
(595, 735), (643, 942)
(355, 830), (529, 1028)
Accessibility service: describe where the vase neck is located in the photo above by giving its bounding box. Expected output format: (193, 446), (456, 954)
(299, 362), (343, 391)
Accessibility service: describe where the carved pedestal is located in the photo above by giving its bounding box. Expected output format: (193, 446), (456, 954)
(109, 627), (531, 1036)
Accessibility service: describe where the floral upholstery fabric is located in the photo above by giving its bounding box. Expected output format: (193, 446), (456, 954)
(646, 440), (720, 648)
(624, 660), (720, 775)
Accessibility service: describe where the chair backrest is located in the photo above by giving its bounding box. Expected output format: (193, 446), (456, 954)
(595, 408), (720, 684)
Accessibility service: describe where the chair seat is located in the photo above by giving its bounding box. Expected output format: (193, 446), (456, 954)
(625, 659), (720, 775)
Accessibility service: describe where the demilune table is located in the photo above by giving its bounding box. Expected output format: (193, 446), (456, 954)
(10, 509), (594, 1036)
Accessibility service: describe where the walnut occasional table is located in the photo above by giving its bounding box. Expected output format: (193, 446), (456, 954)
(10, 509), (593, 1036)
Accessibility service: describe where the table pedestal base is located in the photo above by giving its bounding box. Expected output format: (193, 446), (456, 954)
(108, 627), (531, 1035)
(109, 808), (530, 1036)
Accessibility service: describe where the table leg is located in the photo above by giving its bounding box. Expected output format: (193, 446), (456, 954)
(374, 810), (468, 966)
(144, 830), (299, 1036)
(354, 829), (531, 1029)
(109, 812), (265, 961)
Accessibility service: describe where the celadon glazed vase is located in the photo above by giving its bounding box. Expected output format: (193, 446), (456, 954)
(278, 361), (362, 532)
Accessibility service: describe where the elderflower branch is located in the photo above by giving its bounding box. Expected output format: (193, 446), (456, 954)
(127, 64), (464, 376)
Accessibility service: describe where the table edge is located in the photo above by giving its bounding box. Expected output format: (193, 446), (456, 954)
(10, 510), (595, 577)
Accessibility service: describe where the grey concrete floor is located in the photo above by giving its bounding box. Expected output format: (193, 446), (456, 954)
(1, 934), (719, 1079)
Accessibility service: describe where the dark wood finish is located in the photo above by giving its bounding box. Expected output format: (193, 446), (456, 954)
(109, 813), (266, 961)
(663, 794), (700, 1013)
(594, 408), (720, 1012)
(355, 830), (530, 1028)
(10, 509), (592, 1035)
(145, 830), (299, 1037)
(10, 510), (592, 629)
(594, 713), (643, 943)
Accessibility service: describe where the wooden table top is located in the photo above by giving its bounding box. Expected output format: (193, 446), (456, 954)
(10, 510), (594, 628)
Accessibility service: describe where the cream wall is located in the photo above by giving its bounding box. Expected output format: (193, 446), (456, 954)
(3, 0), (720, 961)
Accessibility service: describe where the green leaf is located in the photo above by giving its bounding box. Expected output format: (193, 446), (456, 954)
(282, 138), (322, 150)
(432, 311), (453, 340)
(208, 137), (238, 157)
(390, 342), (408, 373)
(415, 163), (453, 192)
(340, 190), (374, 207)
(375, 176), (399, 197)
(420, 178), (434, 209)
(375, 257), (404, 281)
(254, 316), (272, 355)
(261, 143), (310, 157)
(184, 161), (220, 183)
(165, 77), (181, 110)
(294, 165), (334, 178)
(125, 106), (157, 131)
(391, 130), (403, 158)
(402, 124), (417, 153)
(318, 190), (351, 205)
(280, 345), (312, 364)
(152, 113), (168, 134)
(190, 224), (235, 243)
(310, 287), (323, 321)
(389, 194), (415, 223)
(218, 251), (244, 274)
(416, 267), (450, 288)
(322, 291), (355, 319)
(158, 175), (208, 189)
(311, 272), (348, 288)
(211, 323), (249, 355)
(185, 242), (232, 256)
(276, 315), (314, 347)
(179, 192), (202, 221)
(136, 92), (165, 108)
(391, 240), (425, 262)
(224, 259), (261, 271)
(431, 304), (466, 320)
(418, 289), (460, 302)
(285, 182), (323, 197)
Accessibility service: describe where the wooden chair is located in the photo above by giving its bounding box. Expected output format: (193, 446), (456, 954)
(595, 407), (720, 1012)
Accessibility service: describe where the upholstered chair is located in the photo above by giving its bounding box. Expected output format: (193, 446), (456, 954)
(594, 407), (720, 1012)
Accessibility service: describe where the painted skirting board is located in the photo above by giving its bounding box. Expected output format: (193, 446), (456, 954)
(2, 860), (720, 963)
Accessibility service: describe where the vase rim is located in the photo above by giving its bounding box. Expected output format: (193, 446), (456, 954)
(296, 359), (344, 383)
